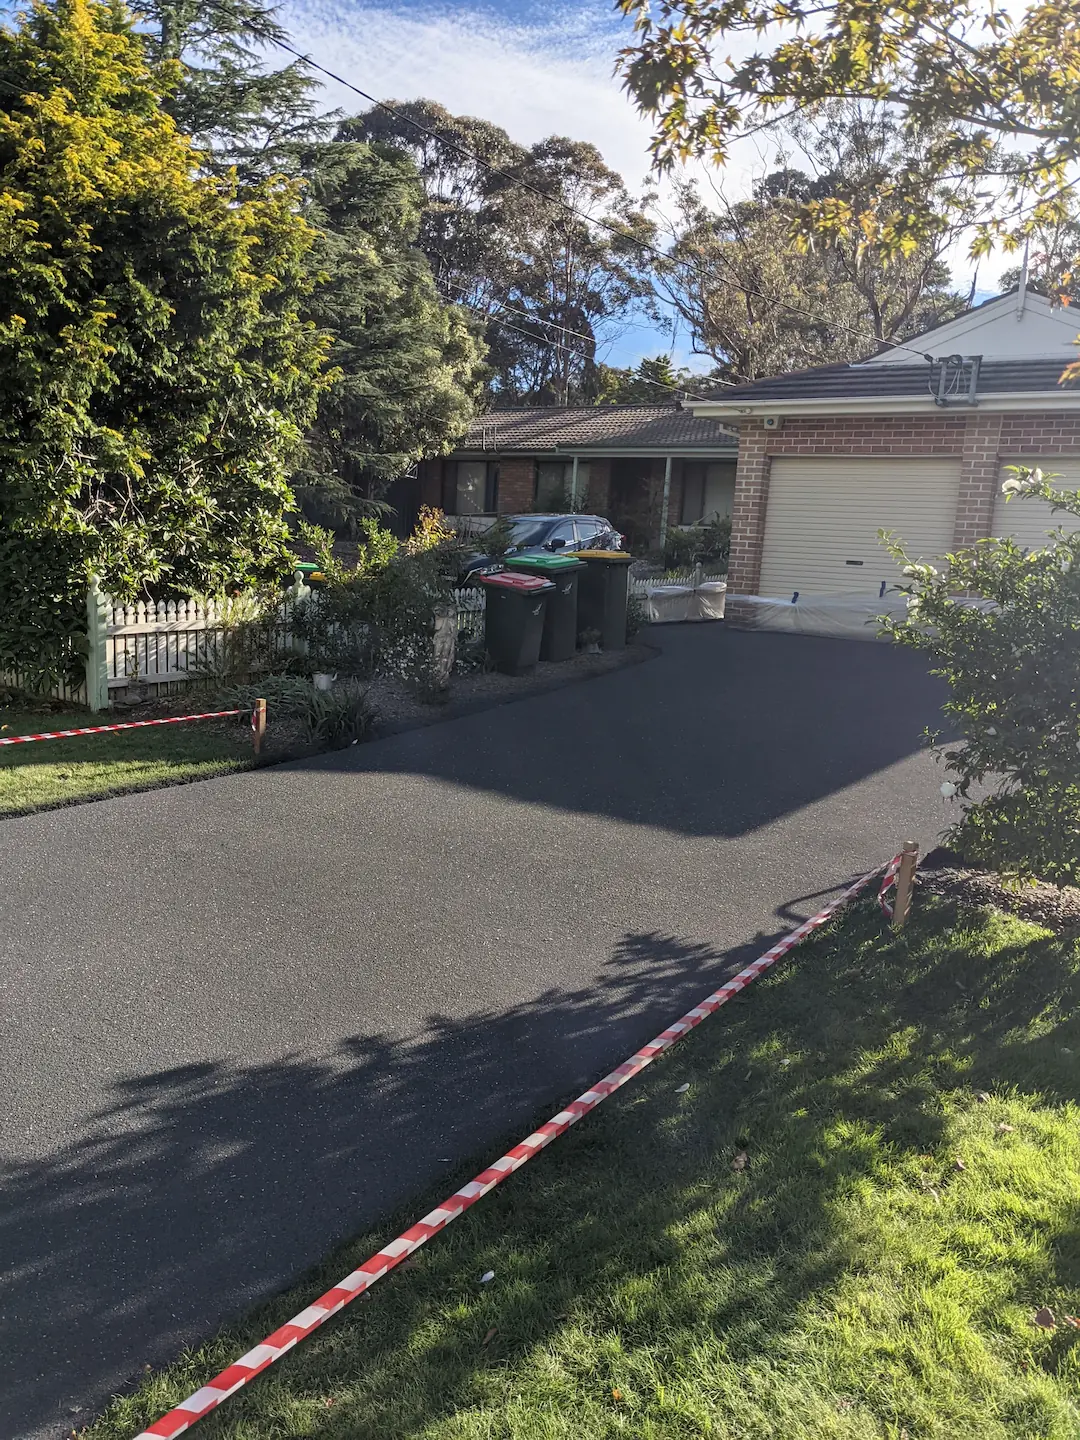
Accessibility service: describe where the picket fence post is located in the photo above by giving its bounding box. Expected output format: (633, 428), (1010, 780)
(85, 576), (109, 712)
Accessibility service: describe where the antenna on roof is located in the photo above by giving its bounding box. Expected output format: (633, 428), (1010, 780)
(1016, 239), (1031, 319)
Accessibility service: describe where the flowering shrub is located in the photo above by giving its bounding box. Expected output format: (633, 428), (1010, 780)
(882, 468), (1080, 885)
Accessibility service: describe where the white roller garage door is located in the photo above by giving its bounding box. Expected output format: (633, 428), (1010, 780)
(993, 458), (1080, 550)
(759, 456), (961, 598)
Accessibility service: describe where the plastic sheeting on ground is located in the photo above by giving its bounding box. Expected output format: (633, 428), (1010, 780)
(638, 579), (727, 624)
(727, 591), (909, 641)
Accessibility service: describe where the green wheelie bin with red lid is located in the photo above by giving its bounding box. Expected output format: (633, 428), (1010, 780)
(504, 552), (585, 661)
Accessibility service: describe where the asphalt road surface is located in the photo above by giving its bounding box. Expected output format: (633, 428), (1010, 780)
(0, 625), (951, 1438)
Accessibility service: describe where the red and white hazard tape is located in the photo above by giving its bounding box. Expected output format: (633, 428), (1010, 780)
(135, 857), (891, 1439)
(0, 710), (245, 747)
(878, 853), (904, 918)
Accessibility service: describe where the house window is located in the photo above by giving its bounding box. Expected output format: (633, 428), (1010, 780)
(446, 459), (498, 514)
(681, 461), (736, 524)
(535, 459), (591, 510)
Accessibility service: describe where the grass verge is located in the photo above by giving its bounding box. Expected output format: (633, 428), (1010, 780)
(0, 705), (255, 817)
(84, 898), (1080, 1439)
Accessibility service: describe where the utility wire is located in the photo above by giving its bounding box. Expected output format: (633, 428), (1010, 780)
(445, 282), (726, 402)
(476, 309), (724, 406)
(208, 4), (943, 369)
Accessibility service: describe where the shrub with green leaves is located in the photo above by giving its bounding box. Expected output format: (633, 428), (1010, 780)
(883, 469), (1080, 886)
(0, 0), (327, 688)
(662, 516), (731, 570)
(223, 675), (373, 748)
(291, 515), (458, 692)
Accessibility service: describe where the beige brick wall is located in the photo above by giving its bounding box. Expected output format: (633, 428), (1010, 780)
(727, 409), (1080, 595)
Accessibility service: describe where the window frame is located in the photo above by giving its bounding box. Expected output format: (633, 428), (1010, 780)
(445, 458), (499, 515)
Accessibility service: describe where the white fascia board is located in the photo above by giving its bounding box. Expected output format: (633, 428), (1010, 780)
(687, 393), (1080, 419)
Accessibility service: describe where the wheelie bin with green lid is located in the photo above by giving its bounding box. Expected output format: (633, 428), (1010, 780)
(504, 552), (585, 661)
(479, 571), (555, 674)
(577, 550), (633, 650)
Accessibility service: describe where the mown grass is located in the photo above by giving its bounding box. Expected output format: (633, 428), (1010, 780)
(0, 705), (255, 817)
(84, 899), (1080, 1439)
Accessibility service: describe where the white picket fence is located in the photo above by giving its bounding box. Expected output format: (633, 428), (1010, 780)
(5, 564), (727, 711)
(6, 580), (488, 710)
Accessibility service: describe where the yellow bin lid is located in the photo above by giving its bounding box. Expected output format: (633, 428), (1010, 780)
(580, 550), (632, 562)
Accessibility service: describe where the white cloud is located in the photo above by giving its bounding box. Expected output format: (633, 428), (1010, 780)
(280, 0), (662, 189)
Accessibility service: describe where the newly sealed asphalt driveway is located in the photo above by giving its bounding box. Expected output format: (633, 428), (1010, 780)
(1, 625), (950, 1438)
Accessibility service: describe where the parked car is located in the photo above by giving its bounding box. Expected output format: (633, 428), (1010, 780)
(459, 513), (622, 584)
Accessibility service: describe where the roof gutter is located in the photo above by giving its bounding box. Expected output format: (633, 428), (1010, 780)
(686, 391), (1080, 419)
(453, 445), (739, 458)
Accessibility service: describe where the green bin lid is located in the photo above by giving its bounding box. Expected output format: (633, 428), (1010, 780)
(505, 554), (585, 573)
(293, 562), (322, 574)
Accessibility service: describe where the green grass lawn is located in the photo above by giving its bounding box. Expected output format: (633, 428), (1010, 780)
(0, 705), (256, 817)
(84, 899), (1080, 1440)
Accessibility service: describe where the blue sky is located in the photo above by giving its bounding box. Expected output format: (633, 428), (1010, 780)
(282, 0), (718, 370)
(280, 0), (1002, 372)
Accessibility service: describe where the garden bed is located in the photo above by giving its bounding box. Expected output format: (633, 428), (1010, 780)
(83, 896), (1080, 1439)
(919, 847), (1080, 933)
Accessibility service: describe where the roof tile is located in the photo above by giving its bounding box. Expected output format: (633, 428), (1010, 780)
(460, 405), (737, 452)
(711, 359), (1077, 404)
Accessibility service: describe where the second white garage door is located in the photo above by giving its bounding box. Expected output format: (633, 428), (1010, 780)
(759, 456), (961, 597)
(992, 457), (1080, 550)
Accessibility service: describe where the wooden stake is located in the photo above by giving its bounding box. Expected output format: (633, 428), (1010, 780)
(892, 840), (919, 929)
(252, 697), (266, 757)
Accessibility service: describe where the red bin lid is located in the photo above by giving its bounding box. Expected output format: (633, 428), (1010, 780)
(479, 571), (554, 592)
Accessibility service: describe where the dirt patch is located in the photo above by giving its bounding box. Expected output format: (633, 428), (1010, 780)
(918, 847), (1080, 932)
(366, 641), (654, 737)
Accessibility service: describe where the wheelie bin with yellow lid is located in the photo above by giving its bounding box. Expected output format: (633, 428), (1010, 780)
(576, 550), (633, 650)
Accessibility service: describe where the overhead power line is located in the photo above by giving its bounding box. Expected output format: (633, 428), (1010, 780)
(444, 283), (727, 402)
(208, 3), (942, 371)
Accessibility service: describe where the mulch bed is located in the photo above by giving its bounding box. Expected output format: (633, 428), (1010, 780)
(918, 846), (1080, 932)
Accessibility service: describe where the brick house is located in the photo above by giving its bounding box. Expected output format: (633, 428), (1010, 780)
(684, 291), (1080, 603)
(405, 406), (737, 551)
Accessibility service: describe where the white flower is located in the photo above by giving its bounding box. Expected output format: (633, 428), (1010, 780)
(940, 781), (957, 798)
(1001, 478), (1023, 495)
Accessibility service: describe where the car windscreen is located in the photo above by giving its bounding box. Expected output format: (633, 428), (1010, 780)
(506, 518), (552, 548)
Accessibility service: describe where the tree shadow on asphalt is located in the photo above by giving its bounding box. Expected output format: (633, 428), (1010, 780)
(0, 918), (777, 1437)
(8, 901), (1080, 1439)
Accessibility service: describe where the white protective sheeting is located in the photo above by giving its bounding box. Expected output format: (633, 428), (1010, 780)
(759, 457), (961, 598)
(731, 590), (996, 640)
(993, 457), (1080, 550)
(641, 580), (727, 624)
(731, 592), (911, 641)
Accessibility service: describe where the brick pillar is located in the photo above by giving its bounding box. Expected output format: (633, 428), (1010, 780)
(953, 413), (1003, 549)
(726, 421), (770, 594)
(588, 457), (611, 514)
(497, 457), (536, 513)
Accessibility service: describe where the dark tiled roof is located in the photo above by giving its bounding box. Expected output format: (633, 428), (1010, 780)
(714, 359), (1076, 404)
(460, 405), (737, 452)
